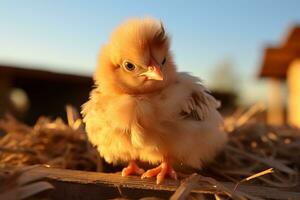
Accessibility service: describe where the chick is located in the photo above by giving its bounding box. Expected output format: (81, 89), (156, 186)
(82, 17), (227, 184)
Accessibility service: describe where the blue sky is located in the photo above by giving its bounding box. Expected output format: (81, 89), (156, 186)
(1, 1), (300, 104)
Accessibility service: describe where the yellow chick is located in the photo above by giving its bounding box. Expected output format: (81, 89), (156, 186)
(82, 17), (227, 184)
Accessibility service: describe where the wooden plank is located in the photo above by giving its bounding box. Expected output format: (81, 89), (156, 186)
(21, 166), (179, 199)
(0, 76), (12, 118)
(0, 65), (92, 84)
(11, 166), (300, 200)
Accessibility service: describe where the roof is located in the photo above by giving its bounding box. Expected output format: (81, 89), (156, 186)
(259, 26), (300, 79)
(0, 64), (93, 84)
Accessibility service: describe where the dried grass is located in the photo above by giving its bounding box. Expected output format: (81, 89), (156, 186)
(209, 103), (299, 188)
(0, 106), (101, 171)
(0, 103), (300, 199)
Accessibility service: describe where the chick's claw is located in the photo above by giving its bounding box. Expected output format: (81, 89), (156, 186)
(141, 161), (177, 184)
(122, 161), (145, 176)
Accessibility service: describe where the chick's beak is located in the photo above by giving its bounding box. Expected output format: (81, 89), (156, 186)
(140, 66), (163, 81)
(140, 57), (164, 81)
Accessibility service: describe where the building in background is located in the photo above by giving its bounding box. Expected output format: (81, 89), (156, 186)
(0, 64), (236, 125)
(0, 65), (93, 124)
(259, 26), (300, 127)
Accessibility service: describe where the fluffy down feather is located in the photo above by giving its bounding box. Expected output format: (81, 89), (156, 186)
(82, 72), (226, 168)
(82, 17), (227, 182)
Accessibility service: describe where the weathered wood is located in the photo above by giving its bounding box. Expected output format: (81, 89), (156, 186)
(0, 65), (92, 84)
(9, 166), (300, 200)
(0, 76), (12, 118)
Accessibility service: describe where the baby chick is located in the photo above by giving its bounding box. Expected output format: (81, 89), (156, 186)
(82, 17), (227, 184)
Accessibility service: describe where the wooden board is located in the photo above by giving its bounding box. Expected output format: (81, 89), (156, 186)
(10, 166), (300, 200)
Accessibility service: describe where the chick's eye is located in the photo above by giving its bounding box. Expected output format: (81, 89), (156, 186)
(123, 61), (136, 71)
(162, 57), (166, 65)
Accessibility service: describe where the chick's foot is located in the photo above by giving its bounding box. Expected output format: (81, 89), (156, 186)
(141, 158), (177, 184)
(122, 161), (145, 176)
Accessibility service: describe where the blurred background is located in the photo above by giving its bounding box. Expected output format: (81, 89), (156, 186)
(1, 0), (300, 126)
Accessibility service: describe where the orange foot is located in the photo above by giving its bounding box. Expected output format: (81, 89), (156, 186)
(122, 161), (145, 177)
(141, 158), (177, 184)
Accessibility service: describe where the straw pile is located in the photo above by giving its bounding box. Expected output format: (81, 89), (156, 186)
(0, 104), (299, 199)
(210, 103), (299, 186)
(0, 106), (101, 171)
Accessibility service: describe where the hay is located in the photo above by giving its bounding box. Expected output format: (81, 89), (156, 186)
(0, 104), (300, 199)
(209, 103), (299, 189)
(0, 106), (101, 171)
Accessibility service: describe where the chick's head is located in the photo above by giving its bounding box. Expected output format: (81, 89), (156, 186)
(95, 17), (177, 94)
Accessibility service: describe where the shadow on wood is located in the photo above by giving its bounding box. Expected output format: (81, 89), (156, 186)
(5, 166), (299, 200)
